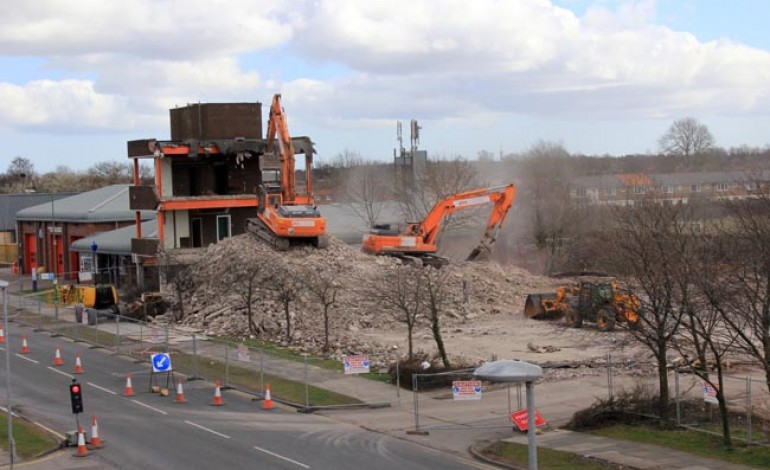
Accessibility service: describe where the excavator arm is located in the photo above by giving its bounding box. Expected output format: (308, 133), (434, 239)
(362, 183), (516, 263)
(265, 94), (297, 205)
(414, 184), (515, 245)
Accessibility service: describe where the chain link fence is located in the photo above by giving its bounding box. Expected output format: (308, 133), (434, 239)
(9, 289), (400, 410)
(605, 352), (770, 446)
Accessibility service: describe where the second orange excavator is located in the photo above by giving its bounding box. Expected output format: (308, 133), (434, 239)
(361, 184), (516, 265)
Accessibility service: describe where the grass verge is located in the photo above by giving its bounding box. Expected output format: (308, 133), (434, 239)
(0, 414), (59, 460)
(592, 425), (770, 468)
(125, 345), (362, 407)
(213, 336), (396, 384)
(478, 441), (621, 469)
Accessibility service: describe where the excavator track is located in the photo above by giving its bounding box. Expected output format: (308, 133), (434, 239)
(246, 218), (290, 251)
(245, 218), (328, 251)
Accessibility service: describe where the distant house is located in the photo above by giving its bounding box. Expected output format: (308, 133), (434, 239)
(570, 171), (769, 206)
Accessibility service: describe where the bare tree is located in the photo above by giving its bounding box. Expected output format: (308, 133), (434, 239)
(422, 266), (453, 368)
(304, 266), (341, 351)
(223, 261), (268, 337)
(658, 117), (715, 161)
(371, 264), (423, 359)
(712, 190), (770, 393)
(160, 255), (194, 322)
(341, 162), (393, 228)
(682, 239), (741, 448)
(519, 141), (583, 274)
(596, 200), (695, 424)
(396, 155), (481, 244)
(266, 261), (304, 341)
(7, 156), (35, 178)
(86, 161), (133, 185)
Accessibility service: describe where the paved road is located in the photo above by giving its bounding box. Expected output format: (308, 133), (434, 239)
(0, 321), (493, 470)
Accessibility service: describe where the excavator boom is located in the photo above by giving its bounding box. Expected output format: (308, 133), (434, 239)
(362, 184), (516, 263)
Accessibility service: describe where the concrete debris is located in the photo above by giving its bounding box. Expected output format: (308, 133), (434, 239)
(152, 234), (649, 375)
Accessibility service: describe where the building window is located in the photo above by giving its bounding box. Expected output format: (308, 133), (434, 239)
(216, 215), (231, 242)
(716, 182), (729, 192)
(633, 186), (646, 194)
(575, 188), (587, 197)
(605, 187), (616, 196)
(691, 184), (702, 193)
(663, 185), (673, 194)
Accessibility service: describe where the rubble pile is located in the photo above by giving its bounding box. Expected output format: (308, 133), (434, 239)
(154, 234), (559, 357)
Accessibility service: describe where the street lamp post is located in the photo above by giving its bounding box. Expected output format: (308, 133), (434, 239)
(1, 279), (14, 469)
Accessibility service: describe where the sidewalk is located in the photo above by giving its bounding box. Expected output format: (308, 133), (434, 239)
(0, 267), (765, 470)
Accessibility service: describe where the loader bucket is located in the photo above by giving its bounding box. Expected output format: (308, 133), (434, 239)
(524, 293), (558, 319)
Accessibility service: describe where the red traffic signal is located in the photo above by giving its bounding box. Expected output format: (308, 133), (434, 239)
(69, 382), (84, 414)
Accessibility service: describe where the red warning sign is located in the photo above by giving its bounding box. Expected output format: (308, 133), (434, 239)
(510, 409), (547, 431)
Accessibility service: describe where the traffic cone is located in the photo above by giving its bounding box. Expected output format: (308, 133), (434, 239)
(0, 327), (5, 344)
(263, 384), (273, 410)
(53, 346), (64, 366)
(74, 426), (88, 457)
(174, 379), (186, 404)
(212, 380), (223, 406)
(74, 354), (84, 374)
(124, 373), (134, 397)
(89, 414), (103, 449)
(20, 335), (29, 354)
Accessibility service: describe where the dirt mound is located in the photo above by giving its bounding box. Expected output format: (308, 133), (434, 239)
(156, 234), (562, 359)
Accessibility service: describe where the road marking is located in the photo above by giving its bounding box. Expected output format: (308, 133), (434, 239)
(253, 445), (310, 469)
(131, 399), (168, 415)
(47, 367), (74, 379)
(30, 420), (67, 440)
(15, 354), (39, 364)
(88, 382), (118, 395)
(184, 421), (231, 439)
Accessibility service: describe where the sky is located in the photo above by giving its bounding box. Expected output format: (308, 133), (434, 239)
(2, 0), (770, 172)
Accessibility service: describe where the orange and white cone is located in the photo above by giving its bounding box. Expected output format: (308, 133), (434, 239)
(74, 354), (84, 374)
(20, 335), (29, 354)
(124, 373), (134, 397)
(174, 379), (186, 404)
(53, 346), (64, 366)
(74, 426), (89, 457)
(263, 384), (273, 410)
(212, 380), (223, 406)
(89, 414), (103, 449)
(0, 327), (5, 344)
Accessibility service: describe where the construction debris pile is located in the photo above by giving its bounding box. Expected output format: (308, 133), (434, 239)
(153, 234), (562, 359)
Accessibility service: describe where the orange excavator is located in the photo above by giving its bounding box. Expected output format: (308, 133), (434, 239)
(361, 184), (516, 265)
(247, 94), (328, 250)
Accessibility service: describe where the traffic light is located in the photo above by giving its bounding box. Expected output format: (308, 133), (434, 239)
(69, 381), (84, 414)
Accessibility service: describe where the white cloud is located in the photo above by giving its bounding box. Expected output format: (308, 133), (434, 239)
(0, 0), (295, 60)
(0, 0), (769, 139)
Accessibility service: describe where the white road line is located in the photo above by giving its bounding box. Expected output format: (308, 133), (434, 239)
(131, 399), (168, 415)
(47, 367), (74, 379)
(184, 421), (231, 439)
(15, 354), (39, 364)
(253, 445), (310, 469)
(87, 382), (118, 395)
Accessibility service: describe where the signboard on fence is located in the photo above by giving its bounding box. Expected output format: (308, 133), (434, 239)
(238, 344), (250, 362)
(40, 272), (55, 280)
(343, 355), (370, 374)
(452, 380), (482, 401)
(703, 381), (719, 404)
(510, 410), (547, 431)
(78, 271), (93, 282)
